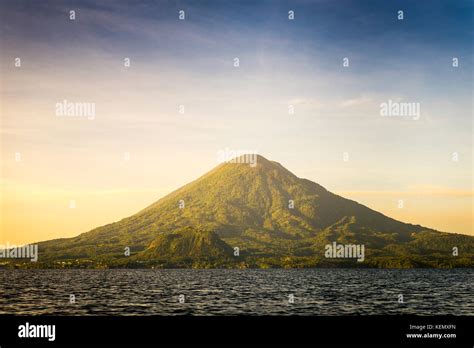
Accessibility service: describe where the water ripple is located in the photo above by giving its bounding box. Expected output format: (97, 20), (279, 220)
(0, 269), (472, 315)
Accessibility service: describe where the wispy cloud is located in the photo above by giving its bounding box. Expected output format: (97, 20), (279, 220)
(338, 186), (474, 198)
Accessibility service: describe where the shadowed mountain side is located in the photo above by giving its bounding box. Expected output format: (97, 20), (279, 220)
(28, 155), (473, 268)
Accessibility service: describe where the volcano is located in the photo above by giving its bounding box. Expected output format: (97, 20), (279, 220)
(35, 155), (473, 268)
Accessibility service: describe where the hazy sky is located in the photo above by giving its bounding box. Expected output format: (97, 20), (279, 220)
(1, 0), (473, 244)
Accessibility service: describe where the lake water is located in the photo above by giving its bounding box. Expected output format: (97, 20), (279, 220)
(0, 268), (472, 315)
